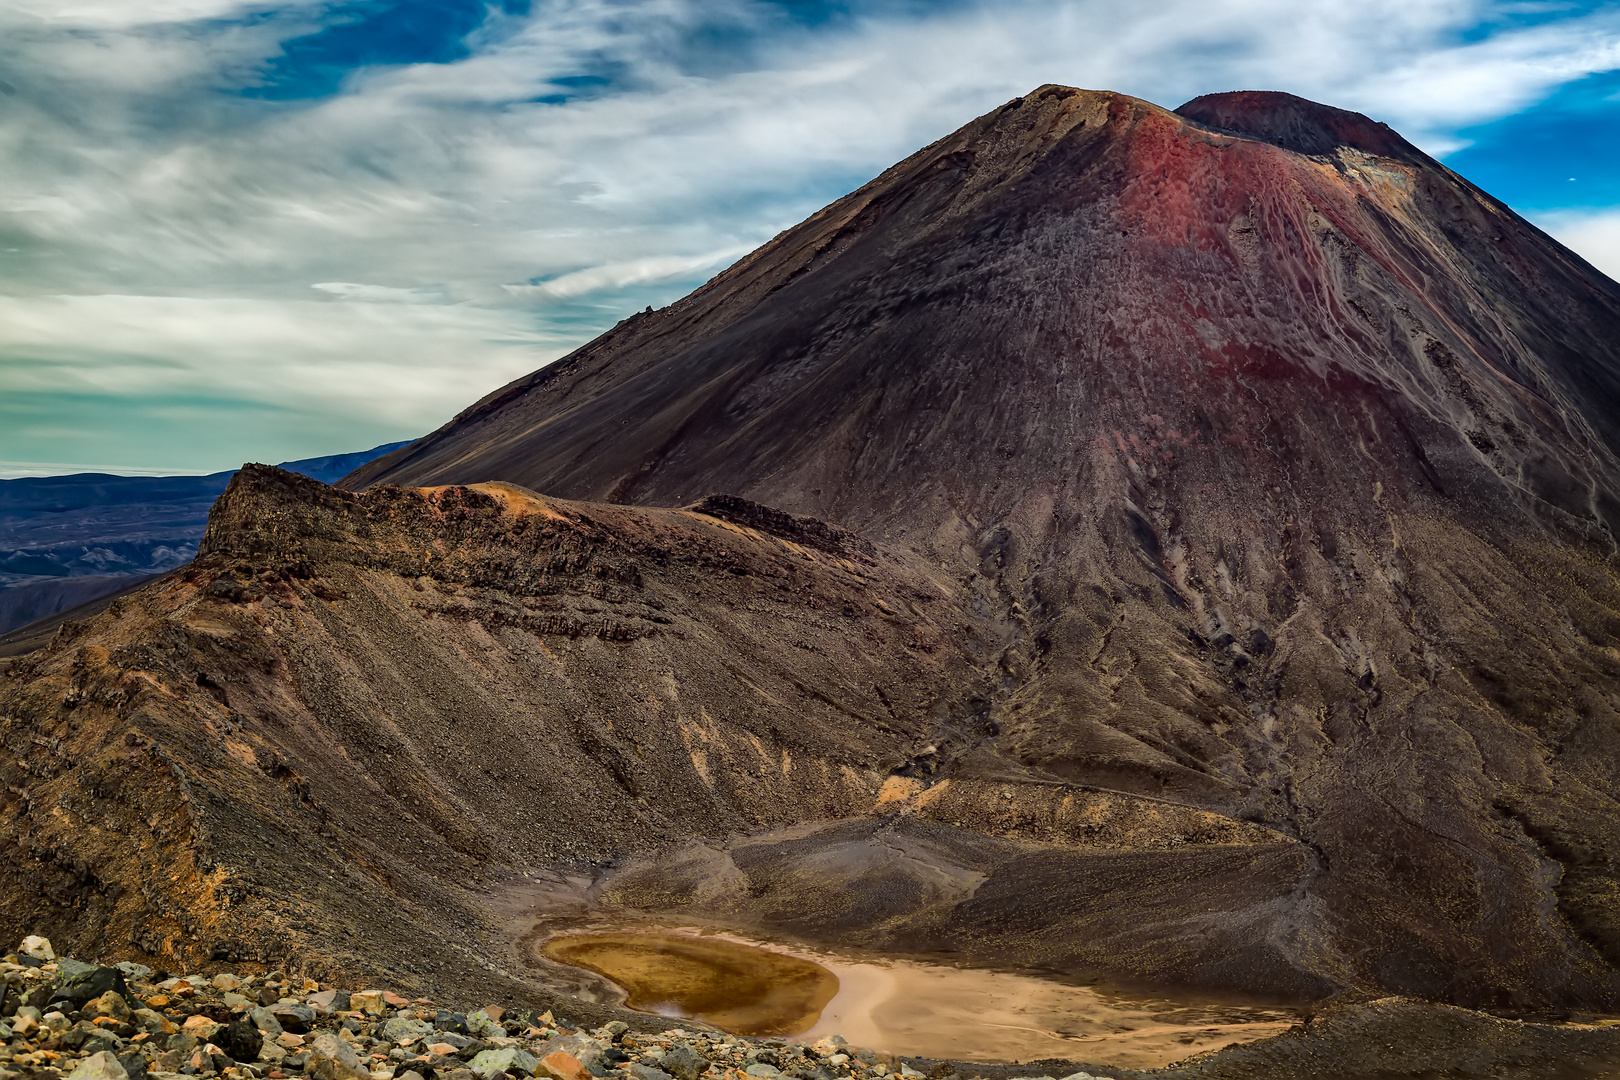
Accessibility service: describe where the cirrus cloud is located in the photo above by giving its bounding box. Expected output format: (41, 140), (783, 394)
(1, 0), (1618, 475)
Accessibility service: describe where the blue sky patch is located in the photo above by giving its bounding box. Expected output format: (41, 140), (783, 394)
(1443, 69), (1620, 211)
(248, 0), (494, 100)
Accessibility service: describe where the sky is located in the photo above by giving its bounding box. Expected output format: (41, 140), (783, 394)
(2, 0), (1620, 476)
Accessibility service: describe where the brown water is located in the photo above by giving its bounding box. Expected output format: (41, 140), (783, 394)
(541, 932), (840, 1037)
(537, 930), (1300, 1068)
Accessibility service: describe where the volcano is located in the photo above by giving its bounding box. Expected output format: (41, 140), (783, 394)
(345, 87), (1620, 1005)
(6, 88), (1620, 1073)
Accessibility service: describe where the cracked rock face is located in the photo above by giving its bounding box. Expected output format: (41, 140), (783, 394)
(4, 85), (1620, 1029)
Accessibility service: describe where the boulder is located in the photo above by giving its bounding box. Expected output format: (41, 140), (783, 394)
(181, 1016), (222, 1041)
(537, 1034), (604, 1071)
(660, 1046), (709, 1080)
(219, 1016), (264, 1063)
(248, 1006), (284, 1038)
(466, 1047), (539, 1078)
(18, 936), (54, 962)
(49, 966), (131, 1011)
(381, 1017), (434, 1043)
(132, 1009), (177, 1036)
(270, 1001), (316, 1031)
(308, 989), (351, 1014)
(67, 1050), (127, 1080)
(307, 1033), (371, 1080)
(537, 1052), (591, 1080)
(117, 1050), (148, 1080)
(351, 991), (387, 1017)
(83, 990), (132, 1024)
(61, 1021), (119, 1056)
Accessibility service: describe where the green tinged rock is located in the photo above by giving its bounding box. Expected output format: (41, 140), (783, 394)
(466, 1047), (539, 1077)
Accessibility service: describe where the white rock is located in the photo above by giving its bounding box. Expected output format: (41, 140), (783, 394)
(67, 1050), (128, 1080)
(308, 1032), (371, 1080)
(18, 936), (54, 962)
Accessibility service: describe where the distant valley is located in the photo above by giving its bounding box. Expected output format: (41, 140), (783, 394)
(0, 442), (409, 636)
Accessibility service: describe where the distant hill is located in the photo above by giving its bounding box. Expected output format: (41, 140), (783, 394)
(0, 441), (410, 634)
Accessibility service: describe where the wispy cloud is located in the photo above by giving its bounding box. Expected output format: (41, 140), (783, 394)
(504, 248), (750, 300)
(1537, 207), (1620, 280)
(1, 0), (1618, 472)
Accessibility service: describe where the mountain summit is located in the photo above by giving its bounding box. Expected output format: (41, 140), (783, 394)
(344, 87), (1620, 1007)
(349, 85), (1620, 535)
(6, 89), (1620, 1062)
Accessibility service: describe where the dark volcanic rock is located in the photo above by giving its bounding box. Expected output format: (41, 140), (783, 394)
(0, 441), (412, 637)
(49, 965), (130, 1010)
(219, 1017), (263, 1063)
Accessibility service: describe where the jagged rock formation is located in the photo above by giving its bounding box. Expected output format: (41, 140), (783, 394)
(0, 442), (412, 636)
(5, 86), (1620, 1060)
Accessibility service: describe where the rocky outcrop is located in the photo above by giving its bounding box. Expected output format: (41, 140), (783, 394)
(0, 467), (979, 1000)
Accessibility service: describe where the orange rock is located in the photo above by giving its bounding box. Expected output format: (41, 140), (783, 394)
(146, 996), (171, 1009)
(539, 1051), (591, 1080)
(381, 992), (410, 1008)
(350, 991), (387, 1016)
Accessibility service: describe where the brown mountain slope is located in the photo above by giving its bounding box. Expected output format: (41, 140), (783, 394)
(348, 85), (1620, 529)
(0, 466), (1318, 1019)
(342, 88), (1620, 1011)
(0, 468), (976, 987)
(5, 86), (1620, 1047)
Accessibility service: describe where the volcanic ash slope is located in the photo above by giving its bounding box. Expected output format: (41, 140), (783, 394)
(349, 88), (1620, 1011)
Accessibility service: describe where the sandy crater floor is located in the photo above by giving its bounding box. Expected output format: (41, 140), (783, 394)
(537, 928), (1299, 1069)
